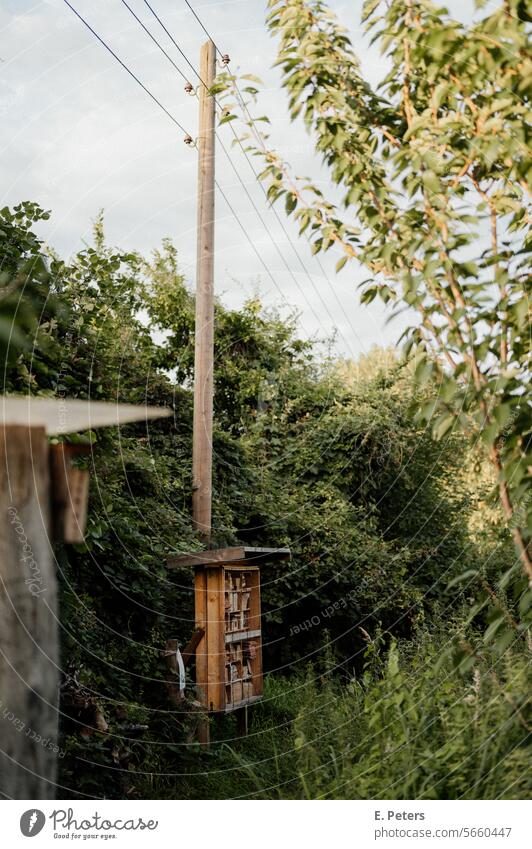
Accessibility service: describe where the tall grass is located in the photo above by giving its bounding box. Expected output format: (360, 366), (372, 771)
(289, 636), (530, 799)
(170, 627), (530, 800)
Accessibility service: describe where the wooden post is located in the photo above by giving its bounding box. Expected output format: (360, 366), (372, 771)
(0, 425), (58, 799)
(0, 399), (170, 797)
(192, 39), (216, 545)
(235, 706), (248, 737)
(191, 40), (216, 746)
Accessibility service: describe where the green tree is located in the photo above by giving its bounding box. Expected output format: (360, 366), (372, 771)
(0, 202), (60, 375)
(219, 0), (531, 581)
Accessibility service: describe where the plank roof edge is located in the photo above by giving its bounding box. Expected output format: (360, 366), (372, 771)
(0, 397), (171, 435)
(167, 545), (291, 569)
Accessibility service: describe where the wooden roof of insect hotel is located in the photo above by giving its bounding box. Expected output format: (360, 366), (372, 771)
(167, 545), (290, 570)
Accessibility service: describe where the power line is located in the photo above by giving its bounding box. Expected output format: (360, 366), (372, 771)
(65, 0), (357, 351)
(142, 0), (203, 84)
(100, 0), (318, 336)
(216, 139), (326, 329)
(117, 0), (189, 84)
(62, 0), (192, 138)
(179, 1), (363, 355)
(214, 179), (307, 318)
(129, 1), (327, 331)
(143, 0), (358, 352)
(64, 0), (313, 332)
(184, 0), (222, 54)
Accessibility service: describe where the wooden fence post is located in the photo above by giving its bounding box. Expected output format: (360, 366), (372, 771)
(0, 398), (171, 798)
(0, 425), (58, 798)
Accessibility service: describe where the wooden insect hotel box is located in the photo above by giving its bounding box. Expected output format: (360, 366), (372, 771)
(167, 545), (289, 713)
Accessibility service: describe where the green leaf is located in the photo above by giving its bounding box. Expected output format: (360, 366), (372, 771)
(483, 616), (505, 644)
(422, 171), (440, 194)
(335, 255), (348, 272)
(447, 570), (479, 589)
(285, 194), (297, 215)
(432, 413), (454, 440)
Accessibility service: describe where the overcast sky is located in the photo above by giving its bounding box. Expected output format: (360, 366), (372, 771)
(1, 0), (484, 359)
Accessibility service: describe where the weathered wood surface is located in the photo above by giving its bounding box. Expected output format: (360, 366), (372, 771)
(181, 627), (205, 667)
(206, 567), (224, 712)
(0, 425), (58, 799)
(49, 443), (90, 543)
(191, 39), (217, 543)
(194, 567), (210, 744)
(248, 569), (263, 699)
(167, 545), (290, 570)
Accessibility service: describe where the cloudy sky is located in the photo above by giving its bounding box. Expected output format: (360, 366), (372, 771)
(1, 0), (482, 358)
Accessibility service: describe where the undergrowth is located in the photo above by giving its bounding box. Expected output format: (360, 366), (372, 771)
(166, 625), (530, 800)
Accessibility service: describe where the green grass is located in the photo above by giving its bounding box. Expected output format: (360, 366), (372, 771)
(155, 629), (531, 800)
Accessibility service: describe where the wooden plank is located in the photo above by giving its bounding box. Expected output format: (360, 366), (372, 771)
(224, 628), (261, 644)
(167, 545), (290, 569)
(248, 569), (263, 698)
(169, 546), (246, 569)
(242, 546), (290, 559)
(194, 567), (208, 706)
(0, 426), (58, 799)
(49, 444), (90, 543)
(235, 706), (248, 736)
(205, 567), (224, 711)
(224, 695), (262, 713)
(194, 567), (210, 745)
(181, 627), (205, 667)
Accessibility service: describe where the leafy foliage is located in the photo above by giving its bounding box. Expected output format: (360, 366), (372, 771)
(217, 0), (531, 582)
(0, 202), (60, 370)
(167, 625), (531, 800)
(1, 204), (527, 798)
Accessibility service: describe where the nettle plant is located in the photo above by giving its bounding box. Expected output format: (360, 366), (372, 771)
(216, 0), (531, 588)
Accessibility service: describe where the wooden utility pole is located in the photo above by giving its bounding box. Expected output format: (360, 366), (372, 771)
(192, 40), (216, 544)
(191, 39), (217, 746)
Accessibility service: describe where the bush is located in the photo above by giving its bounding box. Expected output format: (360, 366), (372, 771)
(177, 624), (530, 800)
(2, 205), (525, 799)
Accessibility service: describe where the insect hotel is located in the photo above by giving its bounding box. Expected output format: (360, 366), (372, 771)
(167, 545), (289, 714)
